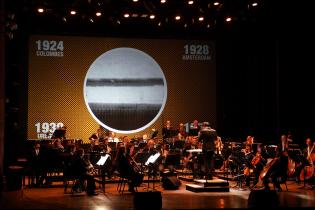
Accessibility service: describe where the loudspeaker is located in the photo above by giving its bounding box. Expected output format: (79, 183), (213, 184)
(248, 190), (279, 208)
(134, 191), (162, 210)
(162, 176), (181, 190)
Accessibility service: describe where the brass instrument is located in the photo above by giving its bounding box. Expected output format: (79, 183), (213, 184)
(127, 154), (142, 173)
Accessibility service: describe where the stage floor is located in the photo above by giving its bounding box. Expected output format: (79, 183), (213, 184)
(1, 179), (314, 210)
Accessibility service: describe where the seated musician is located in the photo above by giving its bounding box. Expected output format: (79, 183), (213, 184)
(262, 135), (289, 191)
(89, 127), (106, 152)
(177, 123), (187, 140)
(114, 144), (143, 193)
(243, 136), (254, 153)
(189, 119), (200, 137)
(245, 144), (267, 187)
(162, 120), (173, 141)
(303, 137), (314, 165)
(296, 137), (315, 184)
(108, 131), (119, 142)
(72, 148), (98, 195)
(101, 138), (112, 154)
(143, 139), (158, 156)
(54, 139), (64, 152)
(215, 136), (223, 155)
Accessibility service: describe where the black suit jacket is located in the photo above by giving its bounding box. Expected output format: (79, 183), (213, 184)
(198, 128), (217, 152)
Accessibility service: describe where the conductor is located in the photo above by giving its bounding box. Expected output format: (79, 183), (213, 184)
(198, 122), (217, 180)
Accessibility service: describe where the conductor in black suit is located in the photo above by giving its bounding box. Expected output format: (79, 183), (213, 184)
(198, 122), (217, 180)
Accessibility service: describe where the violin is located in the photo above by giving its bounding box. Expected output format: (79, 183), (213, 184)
(251, 152), (261, 166)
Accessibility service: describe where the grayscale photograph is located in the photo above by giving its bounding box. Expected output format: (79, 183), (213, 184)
(84, 47), (167, 133)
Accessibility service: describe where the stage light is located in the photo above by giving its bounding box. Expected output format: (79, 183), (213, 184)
(70, 10), (76, 15)
(188, 0), (194, 5)
(252, 2), (258, 7)
(133, 0), (139, 2)
(214, 2), (220, 6)
(207, 24), (210, 28)
(225, 17), (232, 22)
(96, 12), (102, 17)
(90, 18), (94, 23)
(132, 14), (139, 17)
(141, 14), (148, 18)
(124, 13), (130, 18)
(149, 14), (155, 19)
(198, 16), (204, 21)
(175, 15), (181, 21)
(37, 8), (44, 13)
(161, 0), (166, 3)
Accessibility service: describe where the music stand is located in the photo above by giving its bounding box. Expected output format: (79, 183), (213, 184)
(189, 128), (199, 137)
(174, 140), (185, 150)
(145, 153), (161, 191)
(96, 154), (110, 166)
(96, 154), (110, 193)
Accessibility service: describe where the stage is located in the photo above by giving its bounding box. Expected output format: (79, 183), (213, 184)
(1, 178), (314, 210)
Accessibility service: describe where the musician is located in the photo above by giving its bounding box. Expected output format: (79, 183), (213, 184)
(215, 136), (223, 155)
(114, 144), (143, 193)
(142, 139), (159, 157)
(89, 127), (105, 151)
(177, 123), (187, 140)
(198, 122), (217, 180)
(296, 137), (315, 186)
(30, 143), (43, 187)
(303, 137), (314, 164)
(72, 148), (98, 195)
(250, 144), (267, 187)
(53, 139), (64, 152)
(262, 135), (289, 191)
(162, 120), (173, 141)
(189, 119), (200, 137)
(101, 138), (112, 154)
(280, 134), (289, 152)
(52, 125), (67, 140)
(108, 131), (119, 142)
(243, 136), (254, 153)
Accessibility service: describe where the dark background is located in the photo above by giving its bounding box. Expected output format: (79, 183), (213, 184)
(3, 0), (314, 165)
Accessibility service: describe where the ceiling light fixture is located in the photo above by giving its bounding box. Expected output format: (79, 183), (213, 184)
(37, 8), (44, 13)
(225, 17), (232, 22)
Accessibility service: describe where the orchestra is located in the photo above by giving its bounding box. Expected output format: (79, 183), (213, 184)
(23, 122), (315, 195)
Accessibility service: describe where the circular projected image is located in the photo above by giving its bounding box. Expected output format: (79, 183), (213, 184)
(84, 48), (167, 134)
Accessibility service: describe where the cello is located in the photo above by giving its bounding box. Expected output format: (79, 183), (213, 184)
(299, 143), (315, 181)
(259, 157), (279, 180)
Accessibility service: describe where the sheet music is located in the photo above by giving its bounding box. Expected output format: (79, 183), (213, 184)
(186, 149), (202, 153)
(96, 154), (110, 166)
(145, 153), (161, 166)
